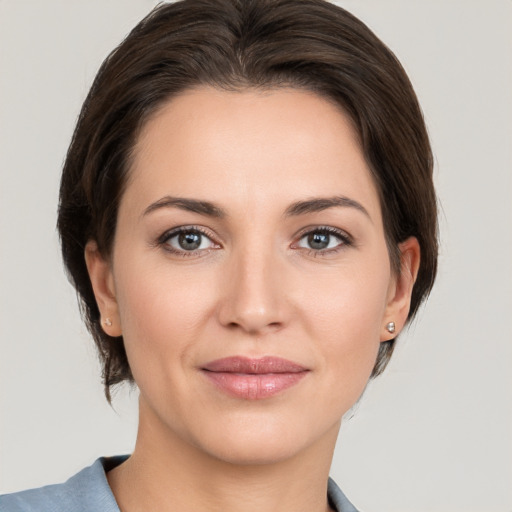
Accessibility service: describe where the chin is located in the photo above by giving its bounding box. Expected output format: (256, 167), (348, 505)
(192, 414), (340, 467)
(206, 437), (305, 466)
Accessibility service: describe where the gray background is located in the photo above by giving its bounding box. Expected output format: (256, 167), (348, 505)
(1, 1), (511, 511)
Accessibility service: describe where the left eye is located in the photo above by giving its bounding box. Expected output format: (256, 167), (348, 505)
(164, 229), (215, 252)
(297, 230), (345, 251)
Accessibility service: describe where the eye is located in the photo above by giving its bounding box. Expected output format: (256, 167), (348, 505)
(296, 227), (350, 252)
(159, 227), (218, 254)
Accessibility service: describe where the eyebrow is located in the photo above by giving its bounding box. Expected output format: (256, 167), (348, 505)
(142, 195), (370, 220)
(284, 196), (371, 219)
(143, 196), (226, 218)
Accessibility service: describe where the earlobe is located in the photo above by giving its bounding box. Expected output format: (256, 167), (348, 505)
(381, 237), (421, 341)
(84, 241), (122, 337)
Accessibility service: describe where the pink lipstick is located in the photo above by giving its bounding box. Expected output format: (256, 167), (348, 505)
(201, 356), (309, 400)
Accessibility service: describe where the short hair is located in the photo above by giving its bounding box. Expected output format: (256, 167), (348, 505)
(58, 0), (438, 401)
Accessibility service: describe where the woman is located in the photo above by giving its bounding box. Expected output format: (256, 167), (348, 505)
(1, 0), (437, 511)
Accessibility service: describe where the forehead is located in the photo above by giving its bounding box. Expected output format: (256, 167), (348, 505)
(125, 86), (381, 220)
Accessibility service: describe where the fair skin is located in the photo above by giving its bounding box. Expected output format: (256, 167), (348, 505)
(85, 87), (420, 512)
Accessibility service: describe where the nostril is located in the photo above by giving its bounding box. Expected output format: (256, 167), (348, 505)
(224, 320), (283, 335)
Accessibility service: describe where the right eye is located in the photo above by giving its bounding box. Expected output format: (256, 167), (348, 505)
(159, 227), (219, 256)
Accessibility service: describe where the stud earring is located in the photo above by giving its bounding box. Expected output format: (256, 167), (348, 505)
(386, 321), (396, 334)
(104, 318), (113, 327)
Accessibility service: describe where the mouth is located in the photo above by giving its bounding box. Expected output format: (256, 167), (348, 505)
(201, 356), (309, 400)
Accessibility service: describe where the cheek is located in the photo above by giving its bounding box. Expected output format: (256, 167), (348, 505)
(299, 256), (390, 389)
(113, 260), (218, 365)
(302, 256), (390, 336)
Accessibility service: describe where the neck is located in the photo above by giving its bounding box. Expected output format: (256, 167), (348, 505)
(108, 400), (340, 512)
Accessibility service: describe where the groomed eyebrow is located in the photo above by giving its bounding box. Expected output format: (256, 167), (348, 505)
(142, 195), (370, 221)
(142, 196), (226, 218)
(284, 196), (371, 219)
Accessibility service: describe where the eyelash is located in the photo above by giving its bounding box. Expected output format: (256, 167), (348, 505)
(157, 225), (219, 258)
(156, 225), (353, 258)
(293, 226), (353, 257)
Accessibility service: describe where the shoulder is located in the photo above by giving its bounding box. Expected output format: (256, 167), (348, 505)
(328, 477), (360, 512)
(1, 459), (357, 512)
(0, 456), (127, 512)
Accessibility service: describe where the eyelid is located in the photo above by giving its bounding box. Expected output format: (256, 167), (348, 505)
(291, 225), (354, 253)
(294, 225), (353, 243)
(154, 224), (352, 258)
(157, 225), (213, 243)
(157, 225), (221, 255)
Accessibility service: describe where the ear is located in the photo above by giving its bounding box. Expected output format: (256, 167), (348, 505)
(381, 237), (421, 341)
(84, 240), (122, 337)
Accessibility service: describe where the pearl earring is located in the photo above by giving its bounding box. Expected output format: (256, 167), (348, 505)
(104, 318), (113, 327)
(386, 321), (396, 334)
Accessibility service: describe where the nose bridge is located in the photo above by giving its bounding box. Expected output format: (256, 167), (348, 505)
(219, 238), (286, 334)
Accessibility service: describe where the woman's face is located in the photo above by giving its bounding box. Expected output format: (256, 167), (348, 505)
(88, 87), (417, 465)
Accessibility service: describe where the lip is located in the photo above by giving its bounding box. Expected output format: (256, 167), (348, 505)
(201, 356), (309, 400)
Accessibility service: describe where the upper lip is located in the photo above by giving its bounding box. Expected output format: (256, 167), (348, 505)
(202, 356), (308, 374)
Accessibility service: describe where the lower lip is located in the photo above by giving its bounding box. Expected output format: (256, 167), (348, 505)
(202, 371), (308, 400)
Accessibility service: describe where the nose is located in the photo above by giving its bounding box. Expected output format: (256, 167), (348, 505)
(217, 246), (289, 335)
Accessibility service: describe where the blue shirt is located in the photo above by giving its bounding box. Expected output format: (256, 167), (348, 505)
(0, 456), (359, 512)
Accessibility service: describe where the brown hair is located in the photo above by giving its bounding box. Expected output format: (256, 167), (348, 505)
(58, 0), (438, 400)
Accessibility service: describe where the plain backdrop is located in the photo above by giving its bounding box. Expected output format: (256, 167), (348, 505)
(1, 1), (511, 511)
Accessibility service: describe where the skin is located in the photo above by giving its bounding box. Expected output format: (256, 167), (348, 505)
(85, 87), (420, 512)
